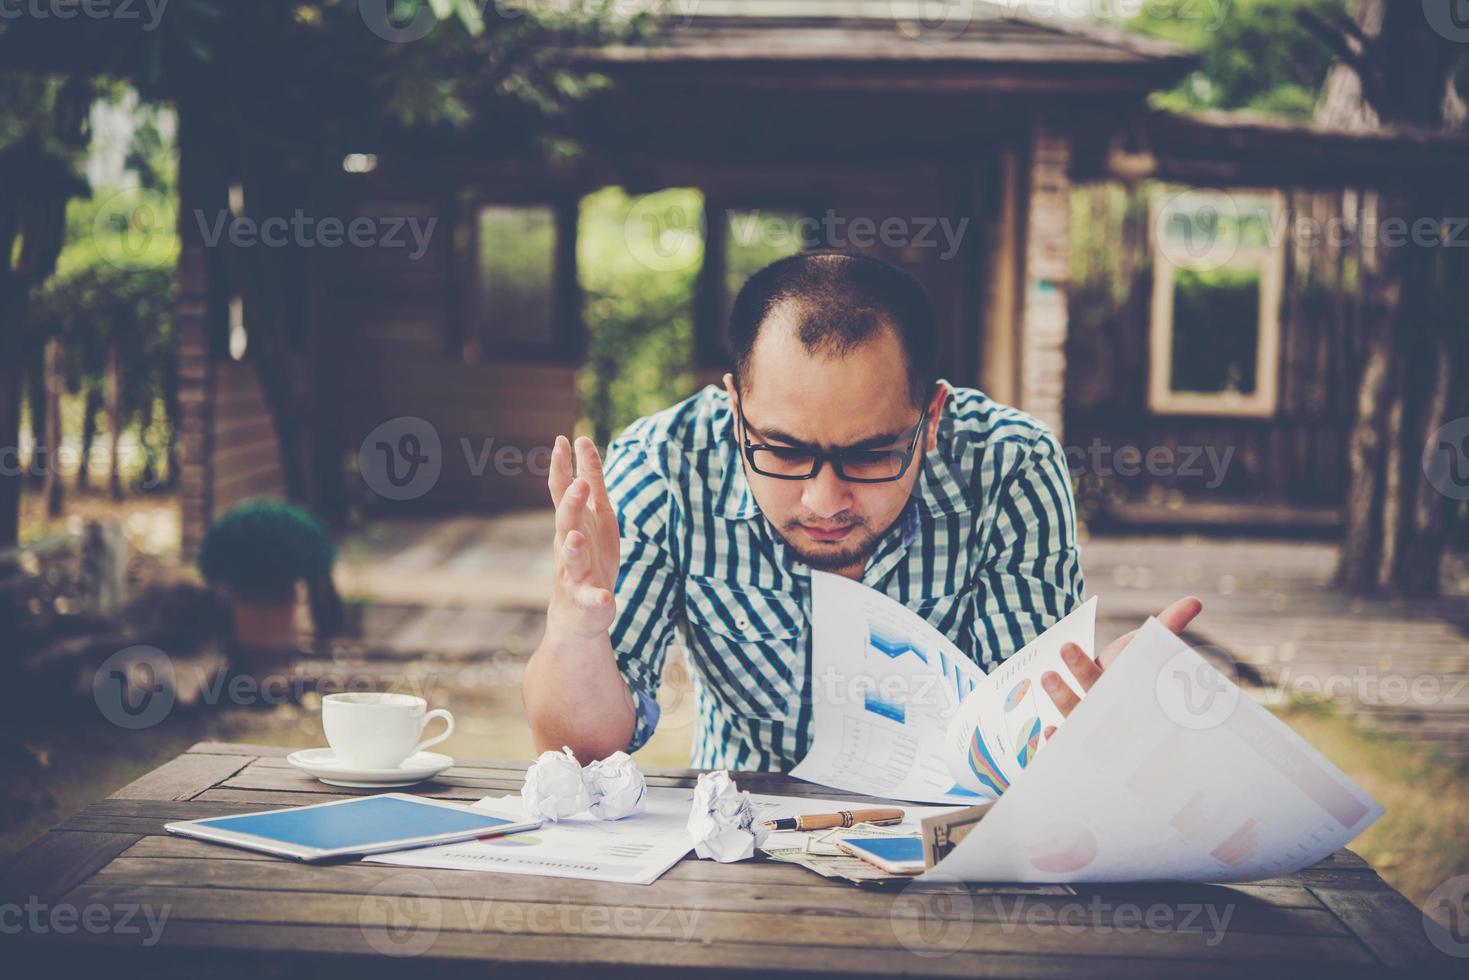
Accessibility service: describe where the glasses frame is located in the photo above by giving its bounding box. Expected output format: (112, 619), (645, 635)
(736, 400), (929, 483)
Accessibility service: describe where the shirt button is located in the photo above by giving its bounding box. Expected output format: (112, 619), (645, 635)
(735, 616), (750, 630)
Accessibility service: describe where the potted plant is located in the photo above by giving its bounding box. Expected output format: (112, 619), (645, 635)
(197, 499), (336, 657)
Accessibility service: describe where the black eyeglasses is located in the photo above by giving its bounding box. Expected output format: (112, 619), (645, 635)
(736, 401), (928, 483)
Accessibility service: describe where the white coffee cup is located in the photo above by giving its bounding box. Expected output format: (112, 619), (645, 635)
(322, 693), (454, 769)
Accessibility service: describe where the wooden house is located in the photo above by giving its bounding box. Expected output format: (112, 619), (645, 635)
(173, 2), (1210, 554)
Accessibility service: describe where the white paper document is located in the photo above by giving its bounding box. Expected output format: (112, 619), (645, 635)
(791, 571), (1097, 804)
(366, 786), (937, 885)
(921, 617), (1384, 883)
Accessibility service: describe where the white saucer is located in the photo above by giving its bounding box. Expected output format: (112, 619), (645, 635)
(286, 748), (454, 788)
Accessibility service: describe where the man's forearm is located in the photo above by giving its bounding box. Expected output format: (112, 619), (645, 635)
(522, 626), (638, 761)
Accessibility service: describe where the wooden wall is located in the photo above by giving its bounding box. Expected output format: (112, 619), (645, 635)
(1065, 183), (1372, 527)
(211, 359), (285, 515)
(329, 193), (580, 514)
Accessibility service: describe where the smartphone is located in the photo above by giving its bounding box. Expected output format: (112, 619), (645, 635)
(836, 835), (927, 875)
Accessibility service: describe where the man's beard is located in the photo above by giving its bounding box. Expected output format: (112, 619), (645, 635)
(774, 518), (887, 572)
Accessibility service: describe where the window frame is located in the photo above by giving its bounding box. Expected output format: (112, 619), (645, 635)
(1147, 189), (1284, 419)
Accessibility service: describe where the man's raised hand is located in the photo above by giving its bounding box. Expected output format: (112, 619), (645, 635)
(546, 435), (621, 638)
(1041, 595), (1204, 722)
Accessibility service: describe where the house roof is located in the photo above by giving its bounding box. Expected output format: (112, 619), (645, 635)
(579, 1), (1196, 95)
(1091, 108), (1469, 186)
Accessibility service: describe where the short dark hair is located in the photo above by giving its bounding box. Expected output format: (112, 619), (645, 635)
(727, 250), (937, 407)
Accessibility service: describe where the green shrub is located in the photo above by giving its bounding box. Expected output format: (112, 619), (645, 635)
(197, 499), (334, 601)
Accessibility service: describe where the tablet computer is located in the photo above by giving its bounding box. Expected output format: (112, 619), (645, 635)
(165, 793), (539, 862)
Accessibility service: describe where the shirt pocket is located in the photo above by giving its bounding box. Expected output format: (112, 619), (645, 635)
(682, 573), (804, 722)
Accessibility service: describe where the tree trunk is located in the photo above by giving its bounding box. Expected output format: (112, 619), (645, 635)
(77, 381), (101, 491)
(0, 326), (21, 548)
(1323, 0), (1467, 596)
(105, 341), (123, 500)
(25, 341), (45, 488)
(41, 338), (63, 518)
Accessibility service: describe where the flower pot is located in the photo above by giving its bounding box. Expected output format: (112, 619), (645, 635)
(227, 584), (303, 658)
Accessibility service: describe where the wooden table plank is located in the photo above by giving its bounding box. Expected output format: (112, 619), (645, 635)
(109, 751), (254, 802)
(78, 857), (1352, 939)
(54, 882), (1377, 966)
(4, 744), (1456, 978)
(12, 918), (1388, 980)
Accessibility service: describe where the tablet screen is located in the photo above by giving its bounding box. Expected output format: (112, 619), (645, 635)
(843, 836), (926, 865)
(194, 796), (515, 851)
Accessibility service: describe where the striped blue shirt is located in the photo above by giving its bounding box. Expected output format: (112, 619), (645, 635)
(603, 382), (1084, 771)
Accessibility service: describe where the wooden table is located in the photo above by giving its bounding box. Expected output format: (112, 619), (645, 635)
(0, 743), (1455, 978)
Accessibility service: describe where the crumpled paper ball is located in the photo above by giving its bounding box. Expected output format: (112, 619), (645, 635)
(584, 750), (647, 820)
(522, 746), (591, 821)
(686, 770), (769, 862)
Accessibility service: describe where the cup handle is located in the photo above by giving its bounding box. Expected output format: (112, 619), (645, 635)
(415, 709), (454, 753)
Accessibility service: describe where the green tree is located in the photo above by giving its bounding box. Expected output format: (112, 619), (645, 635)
(1124, 0), (1347, 117)
(0, 0), (643, 545)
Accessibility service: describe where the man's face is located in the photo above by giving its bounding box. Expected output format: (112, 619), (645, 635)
(725, 306), (945, 574)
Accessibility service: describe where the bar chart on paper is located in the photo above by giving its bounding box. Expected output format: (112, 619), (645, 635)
(792, 572), (991, 804)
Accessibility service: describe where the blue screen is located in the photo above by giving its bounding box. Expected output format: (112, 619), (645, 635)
(845, 836), (925, 864)
(196, 796), (514, 850)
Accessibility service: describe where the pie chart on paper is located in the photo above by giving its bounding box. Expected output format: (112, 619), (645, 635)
(1028, 820), (1098, 874)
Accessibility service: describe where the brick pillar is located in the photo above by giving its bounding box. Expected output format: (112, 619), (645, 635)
(175, 110), (217, 560)
(1017, 125), (1071, 439)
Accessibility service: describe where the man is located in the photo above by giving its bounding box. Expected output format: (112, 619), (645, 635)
(523, 250), (1200, 767)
